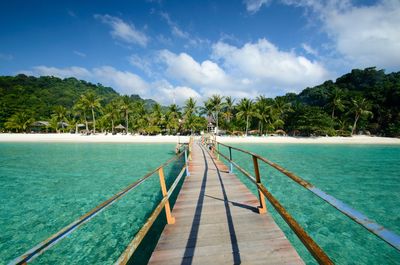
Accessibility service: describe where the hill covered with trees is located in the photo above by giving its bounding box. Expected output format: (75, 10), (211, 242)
(0, 67), (399, 137)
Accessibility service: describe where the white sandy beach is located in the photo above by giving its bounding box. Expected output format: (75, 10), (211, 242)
(0, 133), (399, 144)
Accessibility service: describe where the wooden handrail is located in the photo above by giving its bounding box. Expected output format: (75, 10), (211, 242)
(115, 137), (194, 264)
(205, 136), (400, 255)
(10, 143), (191, 265)
(202, 137), (333, 264)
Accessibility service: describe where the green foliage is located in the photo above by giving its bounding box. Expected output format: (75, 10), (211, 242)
(0, 67), (399, 136)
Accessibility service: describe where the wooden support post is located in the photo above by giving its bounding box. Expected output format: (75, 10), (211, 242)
(253, 155), (267, 214)
(217, 142), (220, 160)
(229, 147), (233, 174)
(184, 149), (190, 176)
(158, 167), (175, 224)
(189, 137), (192, 161)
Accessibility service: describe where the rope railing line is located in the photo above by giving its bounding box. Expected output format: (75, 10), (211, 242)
(206, 136), (400, 253)
(10, 147), (188, 265)
(202, 140), (333, 265)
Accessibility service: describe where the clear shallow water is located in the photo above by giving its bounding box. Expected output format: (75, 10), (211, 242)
(218, 144), (400, 265)
(0, 143), (183, 264)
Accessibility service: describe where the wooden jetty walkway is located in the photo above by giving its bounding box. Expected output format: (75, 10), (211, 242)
(148, 142), (304, 264)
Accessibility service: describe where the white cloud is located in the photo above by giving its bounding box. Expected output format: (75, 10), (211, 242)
(151, 80), (202, 105)
(19, 65), (148, 96)
(160, 12), (190, 39)
(324, 0), (400, 69)
(92, 66), (149, 95)
(18, 65), (199, 105)
(282, 0), (400, 70)
(302, 43), (319, 57)
(21, 66), (91, 79)
(73, 50), (86, 57)
(244, 0), (271, 13)
(212, 39), (329, 90)
(95, 14), (148, 47)
(128, 54), (153, 76)
(158, 40), (329, 98)
(159, 12), (209, 48)
(159, 50), (231, 89)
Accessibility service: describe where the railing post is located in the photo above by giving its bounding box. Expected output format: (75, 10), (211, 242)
(253, 155), (267, 214)
(158, 167), (175, 224)
(229, 146), (233, 174)
(217, 142), (220, 160)
(184, 148), (190, 176)
(189, 137), (192, 161)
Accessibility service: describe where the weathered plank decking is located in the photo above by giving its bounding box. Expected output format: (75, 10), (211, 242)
(148, 142), (304, 265)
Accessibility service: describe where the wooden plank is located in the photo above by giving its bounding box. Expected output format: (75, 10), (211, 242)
(148, 142), (304, 265)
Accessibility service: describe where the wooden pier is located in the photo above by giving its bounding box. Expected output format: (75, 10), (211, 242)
(148, 142), (304, 264)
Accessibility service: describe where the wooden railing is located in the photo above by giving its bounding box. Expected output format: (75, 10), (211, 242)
(204, 135), (400, 264)
(11, 139), (192, 265)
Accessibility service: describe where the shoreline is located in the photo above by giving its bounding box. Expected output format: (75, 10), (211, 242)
(0, 133), (399, 144)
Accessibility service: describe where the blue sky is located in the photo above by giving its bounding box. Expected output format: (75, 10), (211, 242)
(1, 0), (399, 105)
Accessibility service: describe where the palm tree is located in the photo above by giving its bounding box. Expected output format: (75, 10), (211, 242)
(255, 96), (272, 135)
(350, 97), (373, 135)
(81, 92), (101, 134)
(4, 111), (34, 132)
(148, 103), (163, 127)
(222, 96), (235, 126)
(73, 98), (90, 131)
(120, 96), (133, 133)
(166, 104), (181, 135)
(209, 94), (224, 134)
(183, 98), (198, 134)
(326, 87), (345, 119)
(53, 105), (68, 133)
(273, 97), (292, 120)
(103, 100), (120, 134)
(236, 98), (257, 136)
(131, 101), (147, 133)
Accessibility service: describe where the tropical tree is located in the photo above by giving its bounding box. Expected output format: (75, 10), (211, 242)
(350, 97), (373, 135)
(273, 97), (292, 120)
(73, 97), (90, 131)
(103, 100), (120, 134)
(166, 104), (181, 135)
(209, 94), (224, 133)
(131, 101), (147, 133)
(81, 92), (101, 134)
(120, 96), (133, 133)
(256, 96), (274, 135)
(222, 96), (235, 130)
(326, 87), (345, 119)
(4, 111), (34, 132)
(236, 98), (257, 136)
(183, 98), (198, 134)
(146, 103), (163, 134)
(52, 105), (68, 133)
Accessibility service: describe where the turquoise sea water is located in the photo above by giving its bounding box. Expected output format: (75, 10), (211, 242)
(1, 143), (399, 264)
(218, 143), (400, 264)
(0, 143), (184, 264)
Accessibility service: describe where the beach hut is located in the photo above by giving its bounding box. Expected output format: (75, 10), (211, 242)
(248, 129), (260, 136)
(274, 129), (287, 136)
(207, 116), (215, 134)
(115, 124), (126, 134)
(31, 121), (50, 133)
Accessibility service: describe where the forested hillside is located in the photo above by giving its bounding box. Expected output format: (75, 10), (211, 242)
(0, 67), (399, 136)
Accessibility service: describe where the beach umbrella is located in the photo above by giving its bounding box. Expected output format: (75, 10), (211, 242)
(115, 124), (125, 130)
